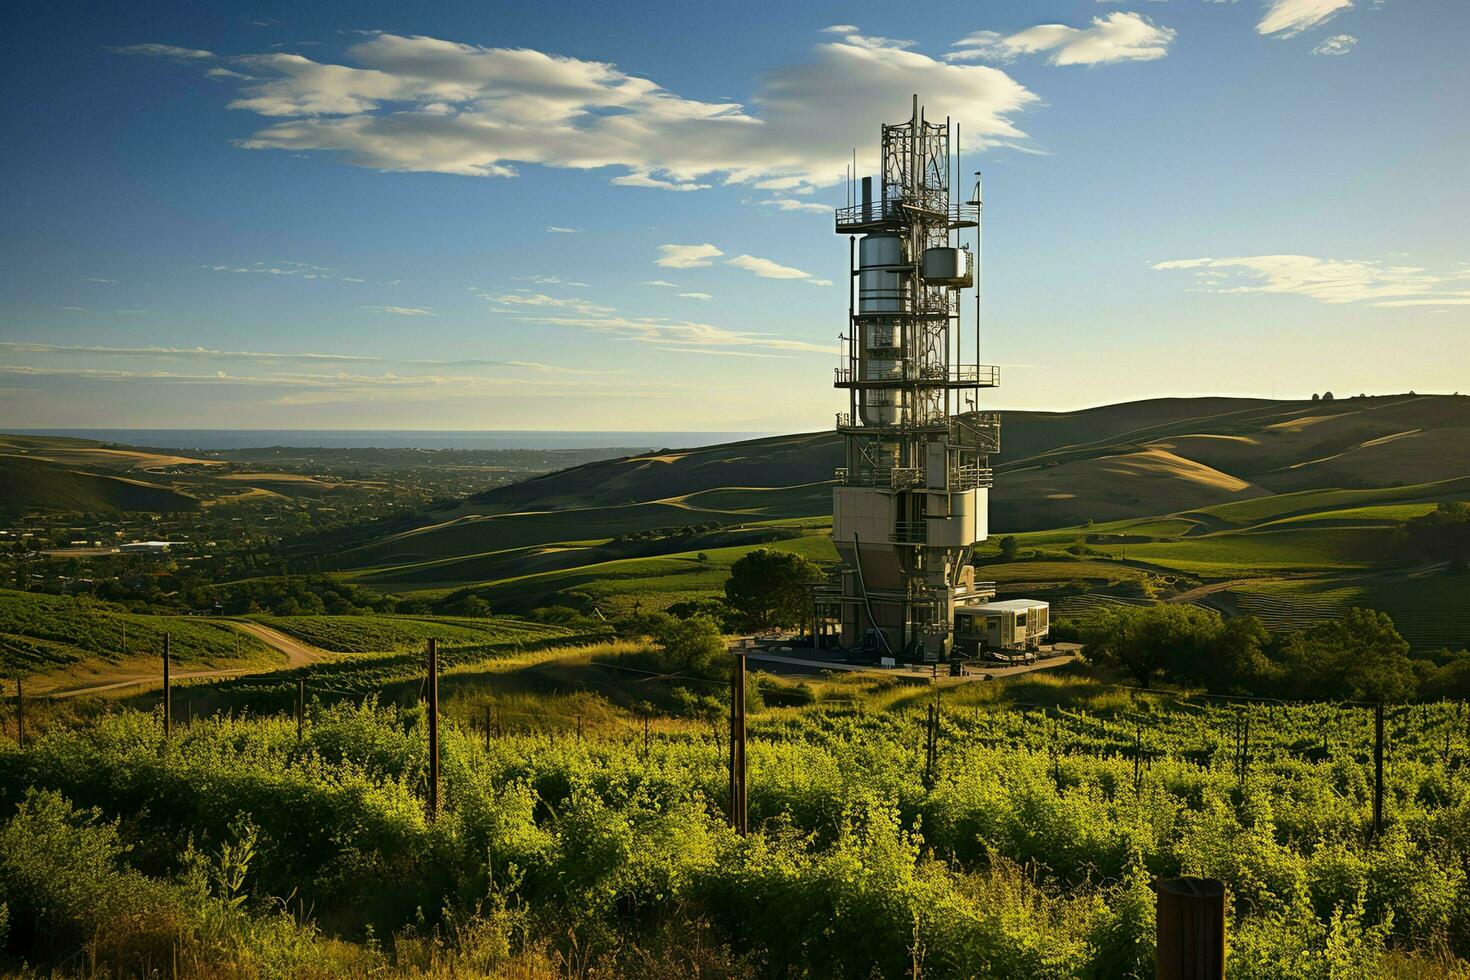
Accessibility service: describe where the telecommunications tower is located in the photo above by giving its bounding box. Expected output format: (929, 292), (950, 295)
(815, 96), (1001, 662)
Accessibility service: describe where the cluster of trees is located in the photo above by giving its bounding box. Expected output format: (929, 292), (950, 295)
(1082, 603), (1469, 701)
(210, 576), (428, 617)
(1403, 500), (1470, 571)
(618, 548), (821, 677)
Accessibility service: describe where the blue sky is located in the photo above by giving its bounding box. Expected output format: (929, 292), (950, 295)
(1, 0), (1466, 431)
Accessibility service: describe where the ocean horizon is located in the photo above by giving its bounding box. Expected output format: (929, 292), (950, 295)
(10, 428), (777, 451)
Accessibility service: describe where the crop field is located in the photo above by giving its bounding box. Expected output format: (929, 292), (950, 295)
(254, 613), (584, 653)
(1232, 576), (1470, 650)
(2, 659), (1468, 977)
(1106, 526), (1399, 576)
(0, 589), (269, 675)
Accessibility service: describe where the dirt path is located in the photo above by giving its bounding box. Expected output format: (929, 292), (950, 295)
(38, 620), (328, 700)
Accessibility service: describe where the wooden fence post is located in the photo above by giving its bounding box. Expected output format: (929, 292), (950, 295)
(162, 632), (171, 738)
(730, 652), (747, 835)
(1373, 701), (1384, 839)
(427, 639), (440, 822)
(1156, 877), (1226, 979)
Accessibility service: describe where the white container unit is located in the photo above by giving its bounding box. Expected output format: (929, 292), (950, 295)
(954, 599), (1050, 653)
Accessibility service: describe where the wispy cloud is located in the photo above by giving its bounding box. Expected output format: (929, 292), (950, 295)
(83, 277), (118, 284)
(725, 254), (811, 279)
(1312, 34), (1358, 55)
(0, 342), (612, 375)
(202, 259), (364, 283)
(656, 243), (723, 269)
(545, 225), (578, 233)
(948, 12), (1176, 66)
(1257, 0), (1352, 37)
(678, 292), (713, 301)
(760, 198), (831, 214)
(1152, 254), (1470, 306)
(504, 312), (831, 355)
(474, 288), (615, 316)
(641, 280), (677, 288)
(362, 305), (436, 316)
(110, 43), (214, 61)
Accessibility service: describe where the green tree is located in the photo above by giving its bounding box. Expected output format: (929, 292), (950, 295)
(1081, 603), (1222, 688)
(653, 614), (725, 676)
(723, 549), (820, 633)
(1278, 607), (1416, 701)
(998, 536), (1019, 561)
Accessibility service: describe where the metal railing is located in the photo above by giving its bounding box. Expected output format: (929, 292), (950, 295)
(892, 520), (927, 544)
(835, 364), (998, 387)
(835, 200), (980, 230)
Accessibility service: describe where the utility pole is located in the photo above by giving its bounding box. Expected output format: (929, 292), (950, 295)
(162, 632), (171, 738)
(296, 677), (305, 741)
(1373, 701), (1384, 839)
(427, 639), (440, 822)
(730, 652), (748, 835)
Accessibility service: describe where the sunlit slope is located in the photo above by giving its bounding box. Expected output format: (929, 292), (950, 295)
(0, 455), (201, 514)
(322, 396), (1470, 612)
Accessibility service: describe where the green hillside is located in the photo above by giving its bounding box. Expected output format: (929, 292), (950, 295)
(314, 394), (1470, 645)
(0, 455), (200, 514)
(0, 588), (269, 676)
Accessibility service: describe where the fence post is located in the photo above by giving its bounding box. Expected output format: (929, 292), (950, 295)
(162, 632), (171, 738)
(427, 639), (440, 822)
(730, 651), (748, 835)
(1373, 701), (1384, 839)
(1155, 877), (1226, 979)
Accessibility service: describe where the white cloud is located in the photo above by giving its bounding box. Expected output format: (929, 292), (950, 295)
(476, 289), (615, 316)
(362, 305), (436, 316)
(656, 243), (723, 269)
(206, 66), (253, 80)
(111, 43), (215, 61)
(545, 225), (578, 233)
(761, 197), (831, 214)
(677, 292), (713, 300)
(201, 259), (363, 282)
(505, 312), (830, 354)
(1152, 254), (1470, 306)
(139, 30), (1038, 193)
(641, 280), (677, 287)
(948, 12), (1175, 66)
(1257, 0), (1352, 37)
(725, 254), (814, 279)
(0, 341), (591, 372)
(1312, 34), (1358, 55)
(83, 277), (118, 284)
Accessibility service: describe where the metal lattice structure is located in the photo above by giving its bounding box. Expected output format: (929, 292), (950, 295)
(816, 97), (1001, 661)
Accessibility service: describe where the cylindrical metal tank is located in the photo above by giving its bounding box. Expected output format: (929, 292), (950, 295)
(857, 233), (906, 425)
(858, 235), (905, 313)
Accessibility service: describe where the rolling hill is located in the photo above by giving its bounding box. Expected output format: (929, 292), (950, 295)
(308, 394), (1470, 643)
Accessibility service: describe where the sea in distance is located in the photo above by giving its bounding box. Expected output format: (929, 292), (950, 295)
(11, 429), (774, 452)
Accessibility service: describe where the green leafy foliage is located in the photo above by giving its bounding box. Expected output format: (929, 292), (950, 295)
(723, 548), (820, 632)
